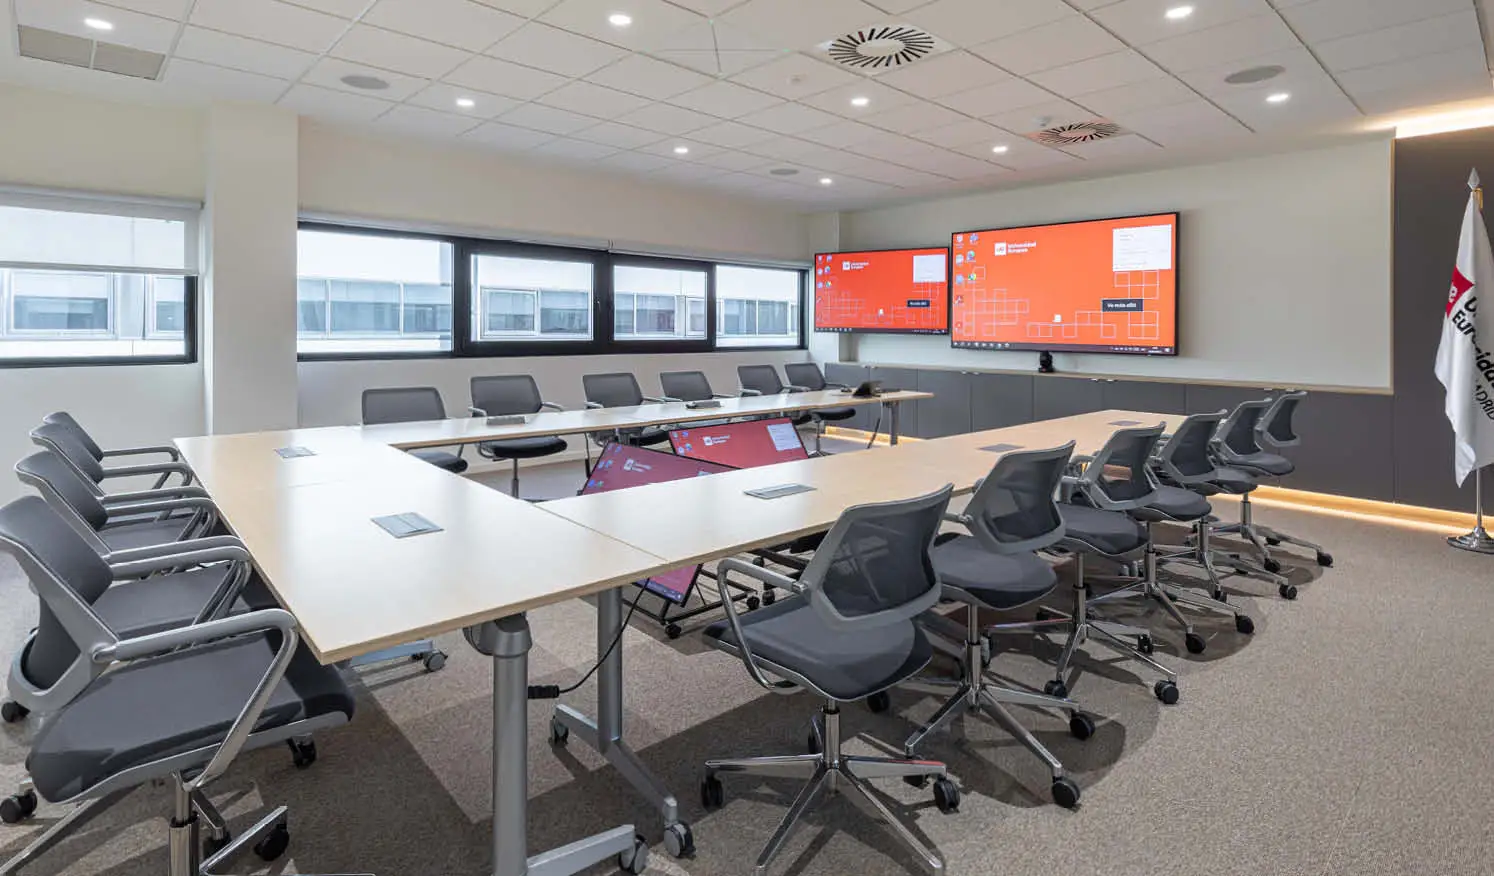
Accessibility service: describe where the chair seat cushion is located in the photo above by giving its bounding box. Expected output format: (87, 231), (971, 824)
(1227, 452), (1293, 477)
(99, 518), (195, 553)
(1131, 485), (1212, 523)
(479, 436), (569, 460)
(1211, 467), (1258, 494)
(811, 407), (857, 422)
(1059, 504), (1147, 556)
(704, 597), (932, 701)
(95, 567), (245, 639)
(932, 537), (1058, 609)
(411, 449), (469, 473)
(27, 634), (354, 803)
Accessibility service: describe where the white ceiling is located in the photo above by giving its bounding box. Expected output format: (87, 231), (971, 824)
(3, 0), (1493, 210)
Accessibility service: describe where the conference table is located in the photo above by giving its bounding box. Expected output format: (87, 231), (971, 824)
(173, 399), (1171, 876)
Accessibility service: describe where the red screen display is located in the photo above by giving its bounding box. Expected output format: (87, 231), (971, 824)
(669, 418), (809, 468)
(814, 248), (949, 334)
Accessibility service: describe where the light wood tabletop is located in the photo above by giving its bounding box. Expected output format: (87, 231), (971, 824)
(176, 428), (424, 495)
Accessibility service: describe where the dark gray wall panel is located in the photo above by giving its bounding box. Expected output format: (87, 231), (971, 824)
(1033, 377), (1105, 421)
(1273, 393), (1395, 500)
(872, 367), (920, 438)
(1185, 384), (1271, 416)
(1103, 380), (1187, 416)
(824, 363), (873, 431)
(913, 370), (972, 438)
(971, 374), (1034, 431)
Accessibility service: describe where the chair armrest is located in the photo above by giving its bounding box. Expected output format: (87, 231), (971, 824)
(643, 396), (668, 403)
(826, 382), (851, 390)
(105, 496), (216, 518)
(586, 402), (604, 410)
(104, 534), (245, 565)
(101, 444), (181, 461)
(101, 485), (210, 504)
(468, 406), (488, 418)
(711, 393), (735, 400)
(785, 385), (812, 393)
(942, 511), (974, 527)
(540, 402), (564, 412)
(108, 541), (251, 578)
(658, 396), (684, 403)
(100, 460), (194, 481)
(739, 389), (763, 397)
(717, 558), (804, 695)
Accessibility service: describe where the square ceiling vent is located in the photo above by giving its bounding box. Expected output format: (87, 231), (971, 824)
(17, 25), (165, 80)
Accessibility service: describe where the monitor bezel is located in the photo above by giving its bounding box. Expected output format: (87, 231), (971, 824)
(812, 246), (953, 336)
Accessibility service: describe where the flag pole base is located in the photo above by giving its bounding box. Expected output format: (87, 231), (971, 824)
(1448, 526), (1494, 553)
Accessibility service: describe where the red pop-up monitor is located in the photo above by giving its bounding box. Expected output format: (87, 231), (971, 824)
(814, 248), (950, 334)
(669, 417), (809, 468)
(582, 443), (732, 604)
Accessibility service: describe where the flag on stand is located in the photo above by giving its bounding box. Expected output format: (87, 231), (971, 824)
(1435, 169), (1494, 485)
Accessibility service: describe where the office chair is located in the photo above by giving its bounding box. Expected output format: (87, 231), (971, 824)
(361, 386), (469, 474)
(737, 365), (814, 435)
(42, 411), (184, 490)
(659, 370), (733, 403)
(469, 375), (568, 498)
(784, 363), (858, 454)
(902, 443), (1088, 809)
(581, 372), (673, 462)
(0, 496), (358, 876)
(31, 420), (195, 497)
(701, 486), (960, 876)
(1212, 393), (1333, 572)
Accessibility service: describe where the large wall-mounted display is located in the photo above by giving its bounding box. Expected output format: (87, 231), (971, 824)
(813, 248), (949, 335)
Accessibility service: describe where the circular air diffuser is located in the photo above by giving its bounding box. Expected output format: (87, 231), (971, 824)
(1225, 65), (1285, 85)
(826, 26), (936, 70)
(1033, 121), (1124, 145)
(340, 74), (390, 90)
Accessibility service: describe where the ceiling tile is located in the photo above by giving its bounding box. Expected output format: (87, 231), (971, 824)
(282, 0), (366, 16)
(1353, 76), (1493, 116)
(800, 79), (920, 117)
(874, 50), (1004, 99)
(469, 0), (559, 16)
(955, 138), (1076, 169)
(539, 81), (653, 116)
(460, 120), (555, 150)
(1278, 0), (1471, 43)
(1143, 14), (1300, 74)
(746, 137), (839, 162)
(444, 55), (570, 100)
(1057, 133), (1164, 160)
(586, 54), (714, 100)
(614, 102), (716, 134)
(719, 0), (895, 49)
(1027, 50), (1166, 97)
(173, 26), (317, 80)
(364, 0), (525, 53)
(864, 0), (934, 12)
(650, 162), (728, 183)
(408, 82), (520, 118)
(278, 83), (397, 123)
(986, 99), (1097, 135)
(643, 139), (724, 161)
(1136, 117), (1253, 148)
(911, 117), (1012, 148)
(533, 138), (622, 161)
(875, 165), (953, 188)
(1071, 76), (1198, 116)
(730, 54), (861, 100)
(539, 0), (707, 51)
(160, 58), (288, 102)
(496, 103), (602, 135)
(17, 0), (179, 53)
(668, 81), (784, 118)
(666, 0), (742, 13)
(1177, 46), (1326, 101)
(904, 0), (1076, 45)
(303, 57), (429, 100)
(571, 121), (669, 149)
(1090, 0), (1275, 45)
(1314, 10), (1482, 74)
(1337, 44), (1490, 101)
(1110, 97), (1245, 133)
(862, 100), (967, 133)
(971, 14), (1126, 76)
(650, 21), (784, 77)
(656, 48), (781, 77)
(376, 104), (485, 138)
(687, 120), (782, 149)
(937, 77), (1053, 117)
(94, 0), (191, 16)
(847, 130), (934, 161)
(696, 149), (777, 172)
(332, 25), (470, 79)
(883, 147), (990, 176)
(595, 150), (674, 173)
(486, 23), (627, 78)
(189, 0), (349, 53)
(798, 119), (887, 148)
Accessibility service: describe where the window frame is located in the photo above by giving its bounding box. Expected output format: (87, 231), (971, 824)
(0, 273), (197, 368)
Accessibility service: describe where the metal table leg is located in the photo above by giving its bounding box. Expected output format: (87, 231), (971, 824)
(467, 614), (645, 876)
(551, 587), (695, 858)
(886, 400), (901, 445)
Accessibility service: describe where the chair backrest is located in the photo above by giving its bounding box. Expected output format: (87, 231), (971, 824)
(30, 422), (106, 488)
(963, 443), (1073, 555)
(15, 451), (111, 541)
(1260, 391), (1307, 448)
(42, 412), (104, 462)
(1079, 424), (1165, 510)
(659, 371), (714, 402)
(471, 375), (544, 416)
(1216, 399), (1272, 457)
(784, 363), (828, 391)
(738, 364), (787, 395)
(361, 387), (448, 426)
(1155, 412), (1225, 484)
(798, 485), (952, 631)
(583, 372), (645, 408)
(0, 497), (117, 712)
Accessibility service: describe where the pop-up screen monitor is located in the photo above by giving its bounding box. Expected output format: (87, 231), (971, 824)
(814, 248), (950, 334)
(669, 417), (810, 468)
(581, 443), (732, 604)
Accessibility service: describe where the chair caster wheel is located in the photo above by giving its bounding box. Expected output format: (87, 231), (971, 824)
(932, 778), (960, 814)
(1068, 713), (1095, 741)
(1, 700), (29, 723)
(288, 739), (317, 769)
(1316, 552), (1333, 568)
(746, 596), (761, 611)
(1154, 681), (1180, 705)
(1266, 536), (1282, 546)
(664, 822), (694, 858)
(1263, 558), (1283, 574)
(762, 589), (776, 605)
(1279, 583), (1298, 601)
(203, 831), (233, 858)
(549, 719), (570, 746)
(1051, 776), (1081, 809)
(665, 623), (683, 640)
(1235, 615), (1256, 635)
(0, 790), (38, 824)
(1184, 632), (1206, 654)
(903, 773), (929, 788)
(423, 650), (447, 672)
(1136, 634), (1155, 655)
(1043, 679), (1068, 699)
(253, 822), (290, 862)
(701, 774), (725, 810)
(866, 691), (891, 714)
(619, 833), (650, 874)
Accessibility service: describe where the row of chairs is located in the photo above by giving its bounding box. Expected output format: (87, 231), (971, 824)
(696, 393), (1330, 872)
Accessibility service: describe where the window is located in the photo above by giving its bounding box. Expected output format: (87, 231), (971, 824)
(0, 195), (197, 364)
(484, 290), (537, 333)
(612, 264), (706, 343)
(296, 229), (453, 355)
(472, 255), (593, 343)
(716, 265), (802, 348)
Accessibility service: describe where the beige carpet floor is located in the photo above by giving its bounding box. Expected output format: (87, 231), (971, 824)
(1, 451), (1490, 876)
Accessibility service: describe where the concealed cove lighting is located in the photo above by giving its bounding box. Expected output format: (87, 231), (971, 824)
(850, 96), (870, 107)
(819, 177), (834, 186)
(992, 144), (1009, 154)
(83, 17), (113, 30)
(673, 145), (690, 155)
(1266, 92), (1291, 104)
(1391, 106), (1494, 139)
(1164, 5), (1194, 20)
(608, 12), (632, 27)
(455, 97), (476, 109)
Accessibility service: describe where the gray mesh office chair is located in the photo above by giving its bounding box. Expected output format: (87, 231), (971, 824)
(31, 420), (195, 497)
(784, 363), (857, 454)
(659, 370), (732, 403)
(582, 372), (672, 457)
(0, 496), (358, 875)
(737, 365), (813, 431)
(42, 412), (183, 490)
(903, 443), (1087, 809)
(701, 486), (960, 875)
(469, 375), (568, 498)
(361, 387), (469, 474)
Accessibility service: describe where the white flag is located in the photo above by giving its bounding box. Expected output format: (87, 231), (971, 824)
(1434, 169), (1494, 485)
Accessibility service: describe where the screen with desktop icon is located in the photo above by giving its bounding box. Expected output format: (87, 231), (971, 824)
(669, 417), (810, 468)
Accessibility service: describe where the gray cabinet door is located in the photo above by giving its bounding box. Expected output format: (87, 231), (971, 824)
(971, 373), (1034, 431)
(872, 367), (921, 439)
(1103, 380), (1187, 416)
(914, 370), (972, 438)
(1033, 376), (1106, 420)
(824, 363), (872, 431)
(1272, 392), (1395, 501)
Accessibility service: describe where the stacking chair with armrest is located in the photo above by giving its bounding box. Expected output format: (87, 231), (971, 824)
(361, 387), (469, 474)
(42, 411), (185, 490)
(31, 420), (194, 495)
(902, 443), (1089, 809)
(659, 370), (733, 403)
(701, 486), (961, 876)
(469, 375), (568, 498)
(581, 373), (673, 470)
(0, 496), (359, 875)
(784, 363), (858, 455)
(735, 365), (814, 427)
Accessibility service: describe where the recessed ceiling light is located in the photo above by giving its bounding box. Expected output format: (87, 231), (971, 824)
(608, 12), (632, 27)
(83, 17), (113, 31)
(455, 97), (476, 109)
(992, 144), (1009, 154)
(850, 96), (870, 107)
(673, 145), (690, 155)
(820, 177), (834, 186)
(1266, 92), (1291, 104)
(1164, 5), (1194, 20)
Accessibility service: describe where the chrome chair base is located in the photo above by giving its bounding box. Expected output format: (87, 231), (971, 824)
(1213, 493), (1333, 574)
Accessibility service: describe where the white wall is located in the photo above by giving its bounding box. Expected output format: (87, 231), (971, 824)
(835, 137), (1395, 390)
